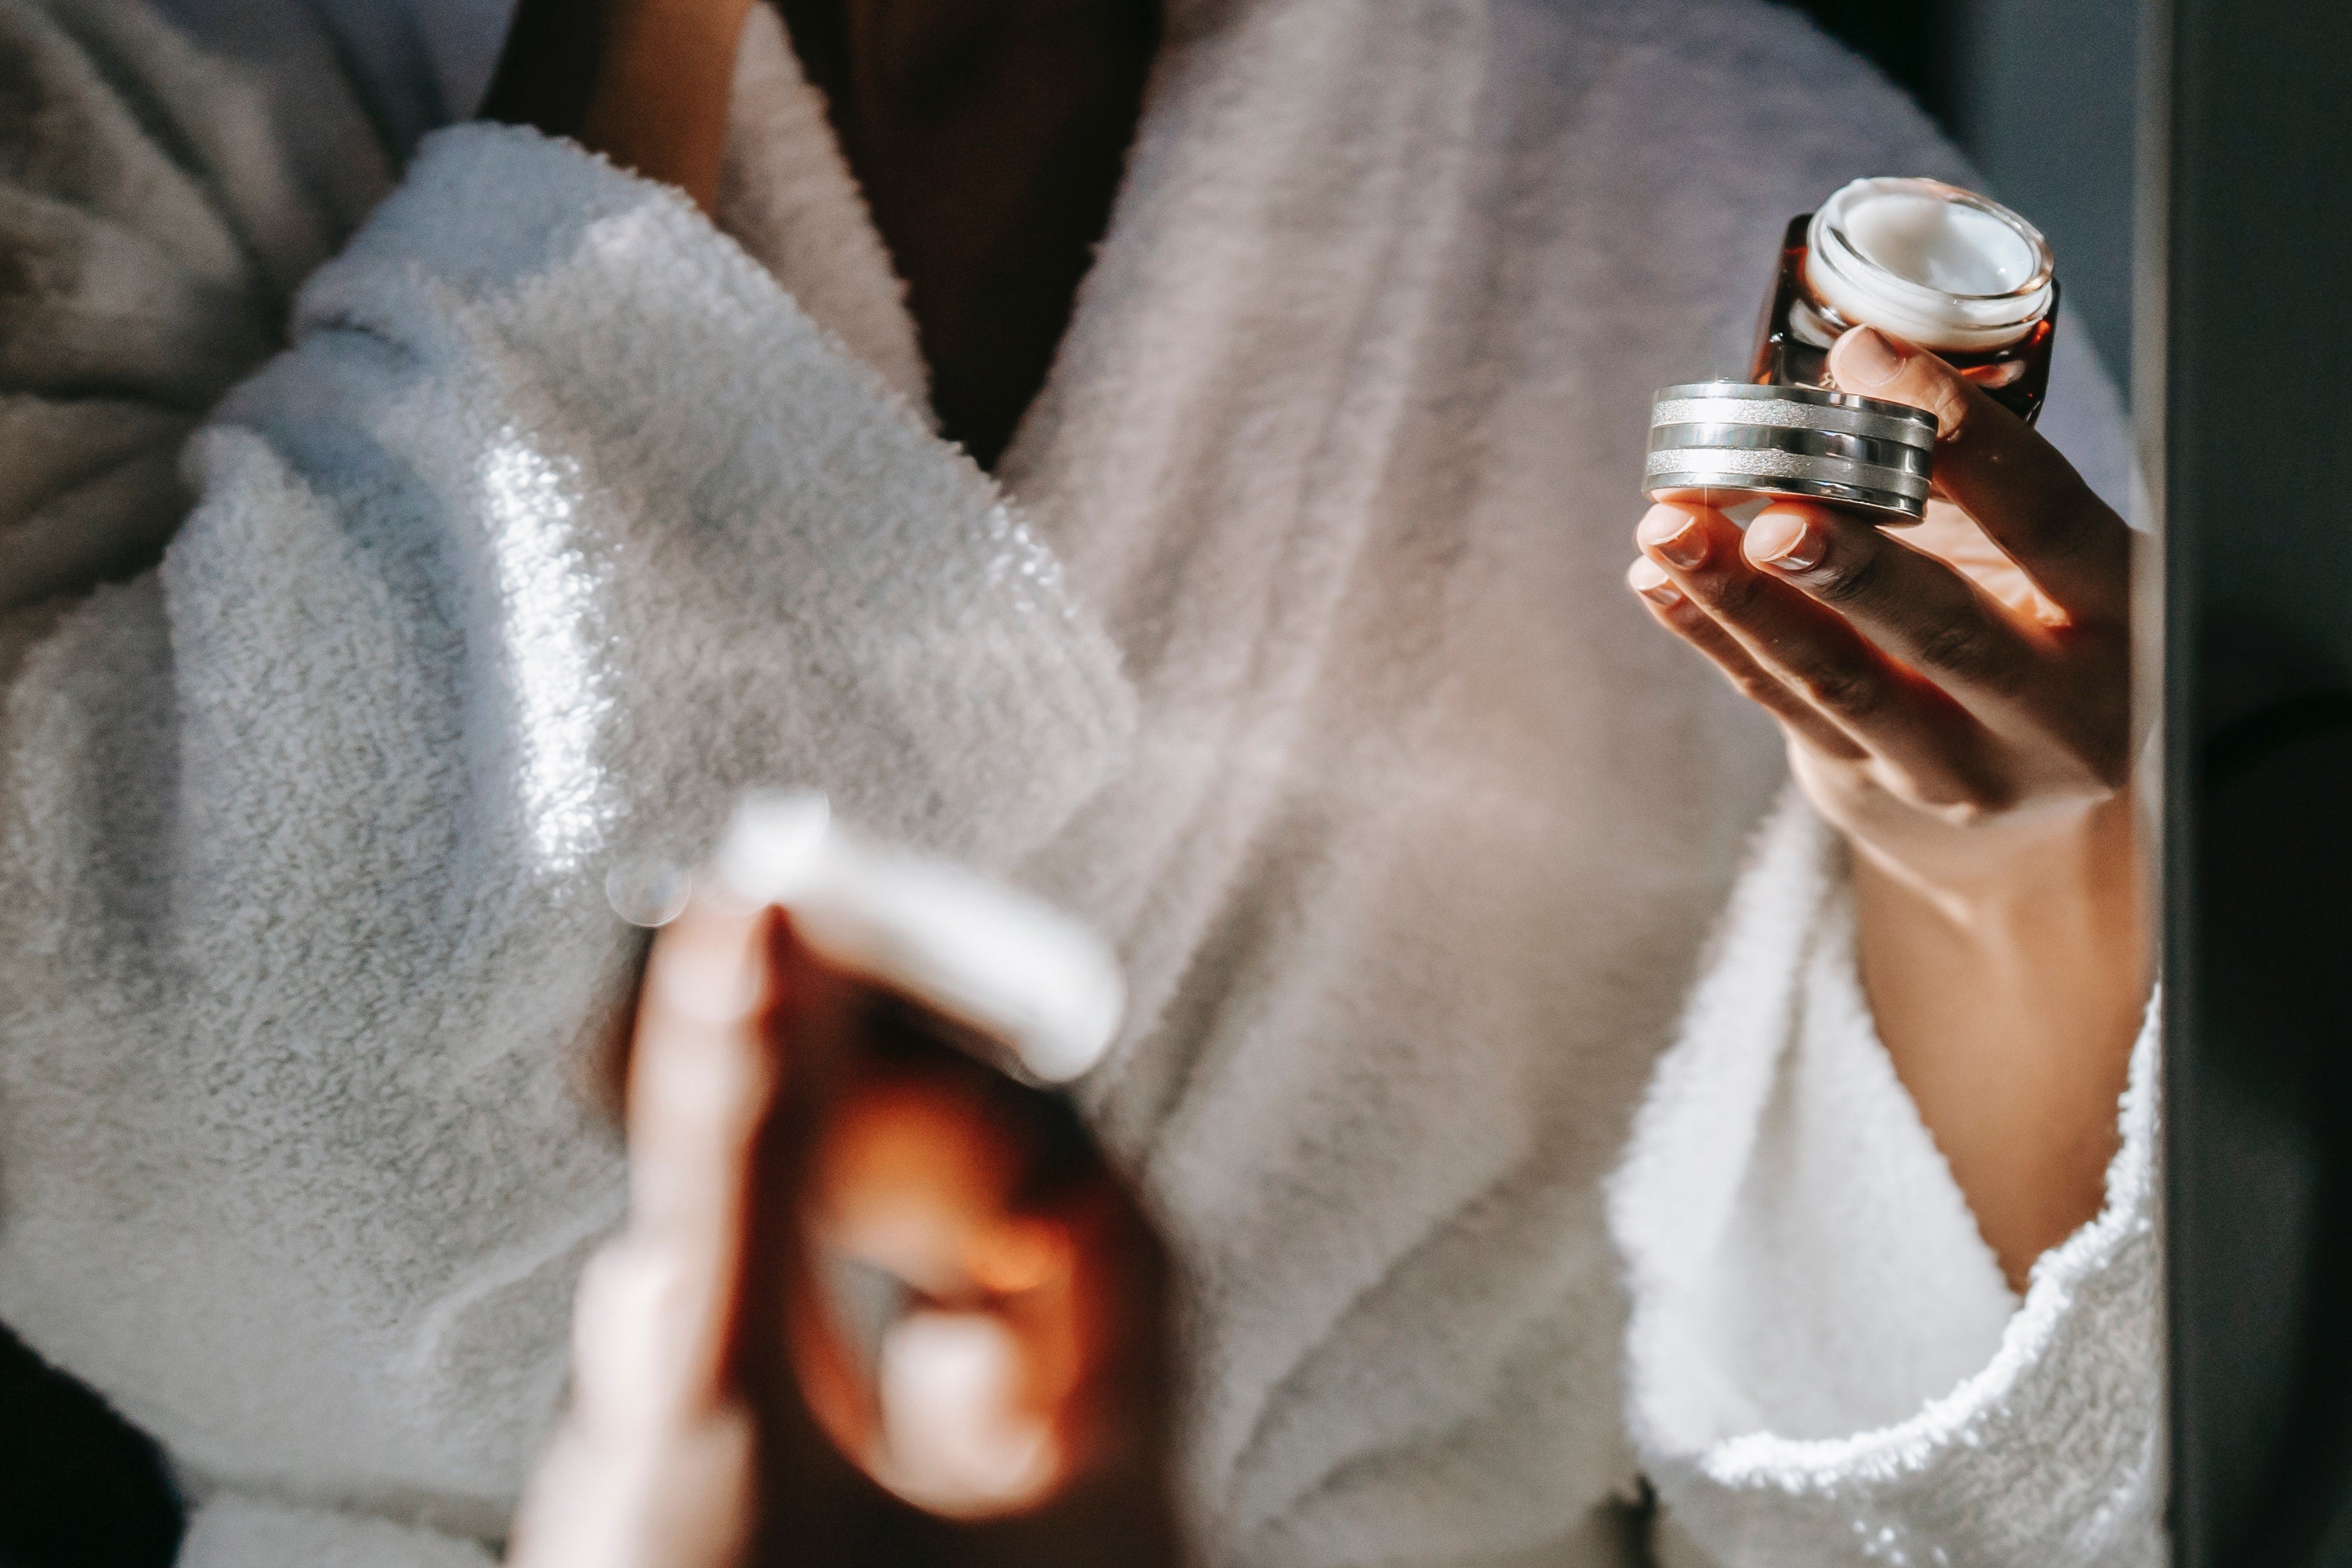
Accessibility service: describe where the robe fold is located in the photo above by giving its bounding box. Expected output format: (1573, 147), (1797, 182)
(0, 0), (2159, 1563)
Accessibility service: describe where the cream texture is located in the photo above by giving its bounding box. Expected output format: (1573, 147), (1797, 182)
(1807, 177), (2054, 351)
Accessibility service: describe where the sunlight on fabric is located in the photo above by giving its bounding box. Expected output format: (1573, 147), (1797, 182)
(477, 433), (614, 875)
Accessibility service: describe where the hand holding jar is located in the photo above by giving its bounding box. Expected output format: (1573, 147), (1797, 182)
(1626, 179), (2147, 1290)
(1631, 325), (2134, 886)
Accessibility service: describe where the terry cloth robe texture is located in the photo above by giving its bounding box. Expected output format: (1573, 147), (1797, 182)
(0, 1), (2162, 1565)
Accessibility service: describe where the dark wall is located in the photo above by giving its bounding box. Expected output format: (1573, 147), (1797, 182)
(1944, 0), (2141, 400)
(1780, 0), (2141, 398)
(2164, 0), (2352, 1558)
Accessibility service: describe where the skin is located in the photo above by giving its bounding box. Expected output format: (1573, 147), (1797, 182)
(575, 0), (758, 212)
(1628, 324), (2147, 1289)
(508, 889), (1175, 1568)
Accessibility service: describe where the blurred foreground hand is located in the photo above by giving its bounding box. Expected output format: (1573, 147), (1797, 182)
(508, 833), (1179, 1568)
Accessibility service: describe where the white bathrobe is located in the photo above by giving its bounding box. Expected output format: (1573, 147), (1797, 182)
(0, 0), (2161, 1565)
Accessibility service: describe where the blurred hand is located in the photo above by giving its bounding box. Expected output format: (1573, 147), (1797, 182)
(1626, 324), (2147, 1284)
(509, 879), (1177, 1568)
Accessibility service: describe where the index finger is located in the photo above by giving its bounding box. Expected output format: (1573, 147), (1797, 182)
(1827, 325), (2132, 628)
(618, 888), (789, 1403)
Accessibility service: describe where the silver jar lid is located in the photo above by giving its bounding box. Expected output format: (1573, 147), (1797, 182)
(1644, 381), (1939, 522)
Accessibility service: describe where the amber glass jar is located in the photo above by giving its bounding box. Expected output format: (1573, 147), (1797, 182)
(1752, 177), (2060, 424)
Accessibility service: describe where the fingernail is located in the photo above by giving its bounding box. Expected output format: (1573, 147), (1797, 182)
(1832, 326), (1906, 389)
(1747, 509), (1825, 572)
(1626, 556), (1682, 605)
(1636, 504), (1708, 570)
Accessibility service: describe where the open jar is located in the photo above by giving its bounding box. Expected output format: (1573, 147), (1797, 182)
(1751, 177), (2059, 424)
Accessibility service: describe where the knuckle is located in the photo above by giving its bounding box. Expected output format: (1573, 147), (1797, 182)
(1705, 568), (1770, 620)
(1809, 545), (1887, 608)
(1798, 653), (1882, 720)
(1911, 616), (1984, 671)
(1967, 772), (2022, 815)
(1923, 377), (1975, 444)
(1927, 793), (1988, 826)
(1914, 615), (2028, 694)
(1926, 771), (2014, 822)
(1939, 796), (1998, 828)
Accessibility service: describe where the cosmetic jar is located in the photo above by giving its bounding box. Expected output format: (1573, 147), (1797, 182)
(1752, 176), (2058, 422)
(1644, 381), (1939, 524)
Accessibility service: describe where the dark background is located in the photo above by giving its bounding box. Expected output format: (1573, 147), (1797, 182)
(2161, 0), (2352, 1562)
(1786, 0), (2140, 397)
(0, 4), (2149, 1565)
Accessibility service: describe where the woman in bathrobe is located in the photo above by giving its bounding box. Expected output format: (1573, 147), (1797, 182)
(0, 0), (2158, 1564)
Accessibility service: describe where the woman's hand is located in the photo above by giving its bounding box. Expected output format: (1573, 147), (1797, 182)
(1626, 324), (2148, 1287)
(508, 879), (1176, 1568)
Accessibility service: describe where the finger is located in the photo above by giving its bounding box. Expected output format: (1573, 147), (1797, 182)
(508, 1377), (755, 1568)
(623, 888), (788, 1400)
(1627, 556), (1868, 760)
(1636, 502), (2004, 806)
(566, 1236), (749, 1436)
(630, 890), (781, 1236)
(1741, 503), (2061, 730)
(1827, 326), (2131, 627)
(535, 1229), (766, 1565)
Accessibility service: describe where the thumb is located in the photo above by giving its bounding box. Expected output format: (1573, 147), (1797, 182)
(1825, 324), (1976, 446)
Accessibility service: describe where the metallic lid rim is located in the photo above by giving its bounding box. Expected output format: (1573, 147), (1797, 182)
(1649, 394), (1936, 449)
(1642, 445), (1932, 500)
(1652, 380), (1939, 433)
(1650, 422), (1933, 476)
(1644, 381), (1938, 522)
(1642, 471), (1926, 522)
